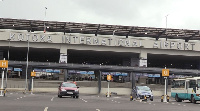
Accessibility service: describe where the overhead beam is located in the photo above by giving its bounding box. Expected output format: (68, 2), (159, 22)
(95, 24), (100, 36)
(156, 29), (166, 40)
(185, 31), (199, 42)
(126, 27), (135, 38)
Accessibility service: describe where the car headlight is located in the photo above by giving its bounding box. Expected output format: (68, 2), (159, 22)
(61, 88), (65, 91)
(75, 89), (79, 92)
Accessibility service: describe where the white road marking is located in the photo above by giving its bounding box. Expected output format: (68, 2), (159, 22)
(96, 109), (100, 111)
(44, 107), (48, 111)
(98, 96), (99, 97)
(85, 101), (87, 102)
(20, 97), (22, 98)
(112, 100), (114, 101)
(24, 96), (26, 97)
(118, 102), (120, 103)
(115, 101), (117, 102)
(17, 98), (19, 99)
(178, 104), (181, 105)
(144, 102), (147, 104)
(10, 93), (13, 95)
(183, 105), (186, 106)
(113, 97), (121, 98)
(51, 97), (54, 101)
(172, 103), (175, 104)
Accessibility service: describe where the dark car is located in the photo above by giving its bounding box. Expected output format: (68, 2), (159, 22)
(58, 82), (79, 98)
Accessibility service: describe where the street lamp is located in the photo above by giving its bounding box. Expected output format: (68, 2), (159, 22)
(165, 14), (169, 41)
(6, 38), (11, 88)
(25, 35), (29, 93)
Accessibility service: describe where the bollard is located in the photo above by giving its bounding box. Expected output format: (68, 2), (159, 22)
(144, 95), (147, 101)
(3, 89), (6, 97)
(130, 94), (133, 101)
(167, 95), (169, 102)
(161, 95), (164, 102)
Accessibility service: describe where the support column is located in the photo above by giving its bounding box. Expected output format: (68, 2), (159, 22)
(64, 69), (68, 82)
(95, 70), (101, 94)
(59, 46), (67, 63)
(131, 72), (136, 89)
(131, 51), (148, 67)
(0, 51), (3, 60)
(22, 65), (32, 79)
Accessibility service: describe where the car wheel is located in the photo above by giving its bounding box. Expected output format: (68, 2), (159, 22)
(150, 99), (153, 101)
(73, 96), (75, 98)
(59, 95), (62, 98)
(175, 94), (182, 102)
(76, 96), (79, 98)
(191, 95), (196, 104)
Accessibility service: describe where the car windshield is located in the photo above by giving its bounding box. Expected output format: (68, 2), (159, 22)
(62, 83), (77, 88)
(137, 86), (151, 91)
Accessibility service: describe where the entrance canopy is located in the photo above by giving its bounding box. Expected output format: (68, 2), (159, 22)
(9, 61), (200, 75)
(1, 18), (200, 42)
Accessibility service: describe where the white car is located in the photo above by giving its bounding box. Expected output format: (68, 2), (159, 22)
(136, 86), (153, 101)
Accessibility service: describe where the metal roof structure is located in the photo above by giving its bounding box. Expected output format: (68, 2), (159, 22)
(0, 18), (200, 42)
(9, 61), (200, 75)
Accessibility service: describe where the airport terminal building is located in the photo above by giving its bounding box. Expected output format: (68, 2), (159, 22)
(0, 18), (200, 85)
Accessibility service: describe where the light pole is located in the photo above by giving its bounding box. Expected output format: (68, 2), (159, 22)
(165, 14), (169, 41)
(6, 38), (11, 88)
(25, 35), (29, 93)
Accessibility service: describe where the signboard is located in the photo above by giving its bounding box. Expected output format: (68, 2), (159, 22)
(0, 60), (8, 68)
(31, 72), (36, 77)
(107, 75), (112, 81)
(162, 69), (169, 77)
(14, 68), (22, 71)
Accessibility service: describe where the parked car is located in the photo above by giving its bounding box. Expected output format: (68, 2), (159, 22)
(58, 82), (79, 98)
(136, 86), (153, 101)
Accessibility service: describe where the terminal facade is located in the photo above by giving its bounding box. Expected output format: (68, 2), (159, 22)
(0, 18), (200, 84)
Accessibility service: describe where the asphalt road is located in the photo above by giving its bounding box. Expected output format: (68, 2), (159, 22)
(0, 92), (200, 111)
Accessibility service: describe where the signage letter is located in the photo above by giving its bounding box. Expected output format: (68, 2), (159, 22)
(10, 33), (15, 40)
(40, 35), (46, 42)
(18, 34), (24, 41)
(80, 37), (85, 44)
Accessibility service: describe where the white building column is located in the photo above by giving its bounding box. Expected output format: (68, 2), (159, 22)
(131, 51), (147, 67)
(59, 46), (67, 63)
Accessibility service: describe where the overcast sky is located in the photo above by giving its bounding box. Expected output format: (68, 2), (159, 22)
(0, 0), (200, 30)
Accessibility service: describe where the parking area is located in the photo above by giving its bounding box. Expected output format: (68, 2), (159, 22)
(0, 92), (200, 111)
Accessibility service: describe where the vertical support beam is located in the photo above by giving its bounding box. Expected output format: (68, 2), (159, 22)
(98, 70), (102, 94)
(64, 69), (68, 82)
(131, 72), (136, 89)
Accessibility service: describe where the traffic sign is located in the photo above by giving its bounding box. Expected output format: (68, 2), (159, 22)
(0, 60), (8, 68)
(31, 72), (36, 77)
(162, 69), (169, 77)
(107, 75), (112, 81)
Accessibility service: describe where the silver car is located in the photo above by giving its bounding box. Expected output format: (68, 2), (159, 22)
(136, 86), (153, 101)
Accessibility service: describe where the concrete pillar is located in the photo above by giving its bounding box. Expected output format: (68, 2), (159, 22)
(131, 72), (136, 89)
(22, 65), (32, 79)
(64, 69), (68, 82)
(130, 51), (147, 67)
(0, 51), (3, 60)
(95, 70), (101, 94)
(59, 46), (67, 63)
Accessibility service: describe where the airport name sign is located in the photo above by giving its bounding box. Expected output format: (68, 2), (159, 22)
(9, 33), (52, 42)
(9, 33), (195, 51)
(62, 36), (195, 50)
